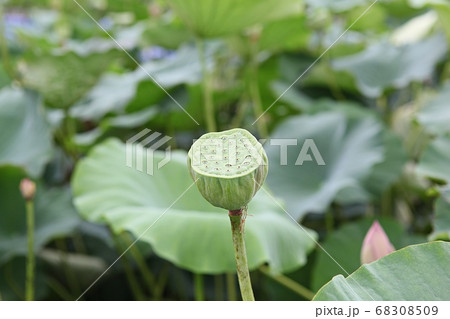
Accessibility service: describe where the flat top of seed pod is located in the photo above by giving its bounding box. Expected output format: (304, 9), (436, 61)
(189, 128), (266, 178)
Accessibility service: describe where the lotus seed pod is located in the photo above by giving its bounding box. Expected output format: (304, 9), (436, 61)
(188, 128), (268, 211)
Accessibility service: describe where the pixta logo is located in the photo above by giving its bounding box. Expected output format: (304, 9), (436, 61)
(126, 129), (325, 175)
(269, 138), (325, 166)
(126, 129), (172, 175)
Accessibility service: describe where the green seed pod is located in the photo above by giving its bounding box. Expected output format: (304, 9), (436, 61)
(187, 128), (268, 211)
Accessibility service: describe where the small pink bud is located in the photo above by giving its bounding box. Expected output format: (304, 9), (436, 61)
(148, 3), (161, 17)
(360, 221), (395, 264)
(19, 178), (36, 201)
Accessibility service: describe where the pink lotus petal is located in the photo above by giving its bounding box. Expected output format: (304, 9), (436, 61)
(360, 221), (395, 264)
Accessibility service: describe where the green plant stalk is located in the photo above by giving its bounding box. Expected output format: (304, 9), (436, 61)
(325, 207), (334, 234)
(0, 5), (15, 79)
(196, 38), (216, 132)
(249, 37), (268, 138)
(122, 233), (157, 297)
(25, 200), (35, 301)
(226, 273), (237, 301)
(230, 97), (248, 129)
(111, 233), (146, 301)
(377, 95), (390, 124)
(381, 187), (394, 218)
(120, 256), (146, 301)
(214, 275), (224, 300)
(62, 109), (78, 161)
(323, 55), (345, 101)
(72, 232), (87, 255)
(153, 262), (170, 299)
(228, 210), (255, 301)
(6, 262), (24, 299)
(259, 265), (315, 300)
(46, 277), (73, 301)
(194, 273), (205, 301)
(55, 238), (81, 296)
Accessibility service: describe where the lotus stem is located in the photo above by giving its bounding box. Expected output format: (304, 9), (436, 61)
(259, 265), (315, 300)
(248, 34), (268, 138)
(194, 273), (205, 301)
(0, 6), (15, 79)
(226, 273), (238, 301)
(214, 275), (224, 300)
(111, 232), (146, 301)
(122, 233), (157, 297)
(228, 209), (255, 301)
(196, 38), (216, 132)
(25, 200), (35, 301)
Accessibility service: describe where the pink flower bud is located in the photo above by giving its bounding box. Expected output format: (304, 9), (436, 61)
(19, 178), (36, 201)
(360, 221), (395, 264)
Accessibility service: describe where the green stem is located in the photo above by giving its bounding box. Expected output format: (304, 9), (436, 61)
(226, 273), (237, 301)
(111, 233), (146, 301)
(325, 206), (334, 234)
(323, 55), (345, 101)
(0, 5), (15, 80)
(153, 262), (169, 299)
(25, 200), (35, 301)
(62, 109), (78, 161)
(196, 38), (216, 132)
(55, 239), (81, 296)
(259, 265), (315, 300)
(249, 38), (268, 138)
(381, 187), (393, 218)
(121, 258), (146, 301)
(46, 277), (73, 301)
(5, 263), (24, 299)
(376, 95), (390, 124)
(228, 210), (255, 301)
(230, 97), (248, 129)
(72, 232), (87, 255)
(122, 233), (157, 298)
(194, 273), (205, 301)
(214, 275), (224, 301)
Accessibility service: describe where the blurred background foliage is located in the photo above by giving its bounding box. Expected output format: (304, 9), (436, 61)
(0, 0), (449, 300)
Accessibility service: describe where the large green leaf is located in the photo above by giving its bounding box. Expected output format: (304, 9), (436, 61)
(311, 218), (425, 291)
(360, 131), (407, 197)
(142, 21), (192, 49)
(71, 45), (208, 121)
(332, 34), (447, 97)
(267, 99), (406, 204)
(168, 0), (302, 37)
(313, 241), (450, 300)
(336, 130), (407, 203)
(265, 111), (384, 219)
(0, 87), (52, 177)
(258, 16), (310, 52)
(72, 139), (317, 274)
(305, 0), (369, 12)
(429, 188), (450, 241)
(0, 165), (80, 264)
(21, 51), (117, 109)
(416, 136), (450, 184)
(417, 82), (450, 136)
